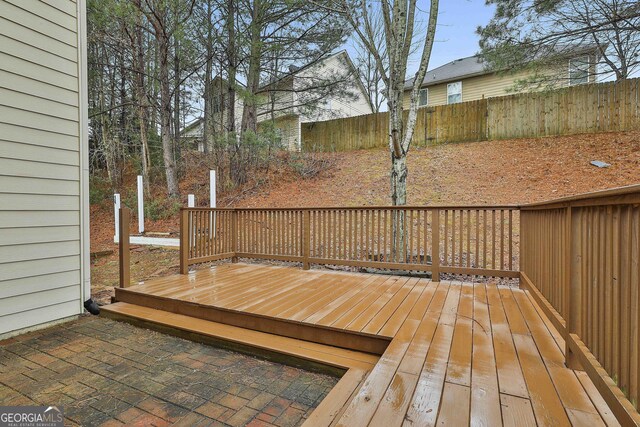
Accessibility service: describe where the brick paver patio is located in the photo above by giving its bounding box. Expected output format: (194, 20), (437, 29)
(0, 315), (338, 426)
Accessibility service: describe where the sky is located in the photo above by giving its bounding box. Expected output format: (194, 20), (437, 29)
(417, 0), (495, 71)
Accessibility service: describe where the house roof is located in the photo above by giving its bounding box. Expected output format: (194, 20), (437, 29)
(180, 117), (204, 138)
(259, 50), (352, 90)
(406, 44), (602, 90)
(404, 55), (488, 89)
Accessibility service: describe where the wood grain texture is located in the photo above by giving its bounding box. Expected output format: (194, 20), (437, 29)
(109, 263), (623, 426)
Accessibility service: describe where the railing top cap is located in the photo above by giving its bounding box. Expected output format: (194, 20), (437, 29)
(179, 184), (640, 212)
(181, 205), (520, 211)
(521, 183), (640, 208)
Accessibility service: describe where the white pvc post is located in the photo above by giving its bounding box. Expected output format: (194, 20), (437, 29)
(209, 170), (216, 208)
(210, 170), (216, 238)
(114, 193), (121, 243)
(188, 194), (195, 207)
(137, 175), (144, 234)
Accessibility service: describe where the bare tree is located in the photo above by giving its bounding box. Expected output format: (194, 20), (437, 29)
(338, 0), (439, 206)
(134, 0), (196, 198)
(351, 9), (387, 113)
(479, 0), (640, 87)
(334, 0), (439, 260)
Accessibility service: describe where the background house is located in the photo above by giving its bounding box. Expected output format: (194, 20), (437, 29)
(186, 50), (372, 151)
(0, 0), (91, 337)
(404, 50), (598, 108)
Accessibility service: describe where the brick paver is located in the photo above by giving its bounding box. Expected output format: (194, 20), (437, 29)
(0, 315), (338, 426)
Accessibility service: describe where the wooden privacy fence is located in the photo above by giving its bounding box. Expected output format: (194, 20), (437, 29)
(521, 185), (640, 422)
(179, 206), (520, 280)
(302, 77), (640, 151)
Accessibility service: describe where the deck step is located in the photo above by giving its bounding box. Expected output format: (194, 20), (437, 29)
(115, 287), (391, 355)
(101, 302), (379, 371)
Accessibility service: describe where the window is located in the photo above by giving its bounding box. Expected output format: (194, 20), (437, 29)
(212, 94), (223, 114)
(569, 56), (590, 86)
(447, 81), (462, 104)
(419, 88), (428, 106)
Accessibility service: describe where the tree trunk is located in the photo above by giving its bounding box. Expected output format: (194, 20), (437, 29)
(225, 0), (236, 134)
(134, 0), (150, 194)
(202, 58), (212, 153)
(240, 0), (261, 137)
(174, 43), (181, 140)
(390, 152), (407, 261)
(159, 35), (180, 197)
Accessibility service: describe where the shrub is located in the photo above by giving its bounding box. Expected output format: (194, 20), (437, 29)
(89, 175), (112, 204)
(288, 150), (336, 179)
(144, 198), (182, 221)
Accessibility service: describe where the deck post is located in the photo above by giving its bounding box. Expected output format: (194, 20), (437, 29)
(431, 209), (440, 281)
(232, 210), (238, 263)
(180, 208), (189, 274)
(302, 210), (310, 270)
(565, 205), (582, 369)
(118, 207), (130, 288)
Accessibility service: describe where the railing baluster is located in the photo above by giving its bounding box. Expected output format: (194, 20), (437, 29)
(509, 209), (513, 270)
(492, 209), (496, 270)
(481, 210), (486, 269)
(444, 210), (449, 266)
(466, 209), (471, 268)
(475, 209), (480, 268)
(452, 210), (456, 267)
(500, 209), (505, 270)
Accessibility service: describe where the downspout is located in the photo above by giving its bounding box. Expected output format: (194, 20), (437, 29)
(78, 0), (99, 315)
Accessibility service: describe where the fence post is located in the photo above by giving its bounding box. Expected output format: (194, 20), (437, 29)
(431, 208), (440, 282)
(232, 210), (238, 263)
(180, 208), (189, 274)
(137, 175), (144, 234)
(118, 208), (130, 288)
(302, 210), (310, 270)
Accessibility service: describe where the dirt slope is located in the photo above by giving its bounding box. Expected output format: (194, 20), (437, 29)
(238, 131), (640, 207)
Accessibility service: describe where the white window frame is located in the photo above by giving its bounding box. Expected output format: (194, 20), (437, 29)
(418, 88), (429, 107)
(568, 56), (590, 86)
(447, 81), (462, 104)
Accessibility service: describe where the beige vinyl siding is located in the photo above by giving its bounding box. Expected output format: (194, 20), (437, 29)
(404, 70), (533, 108)
(0, 0), (85, 336)
(259, 115), (301, 151)
(0, 141), (79, 166)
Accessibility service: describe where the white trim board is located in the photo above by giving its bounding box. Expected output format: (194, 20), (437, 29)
(114, 235), (179, 247)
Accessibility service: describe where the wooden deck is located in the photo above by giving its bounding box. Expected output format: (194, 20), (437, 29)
(102, 263), (619, 426)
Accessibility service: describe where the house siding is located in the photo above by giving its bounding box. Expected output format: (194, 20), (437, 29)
(403, 70), (534, 109)
(201, 51), (372, 152)
(403, 60), (598, 109)
(0, 0), (88, 336)
(297, 53), (372, 122)
(258, 115), (301, 151)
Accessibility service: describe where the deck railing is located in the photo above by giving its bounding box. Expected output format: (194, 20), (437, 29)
(146, 185), (640, 424)
(179, 206), (520, 280)
(520, 184), (640, 422)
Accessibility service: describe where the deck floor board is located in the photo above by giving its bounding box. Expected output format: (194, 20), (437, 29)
(106, 262), (619, 427)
